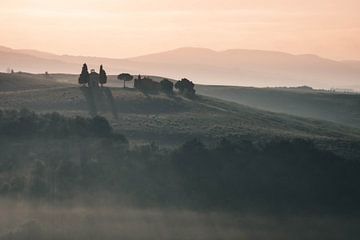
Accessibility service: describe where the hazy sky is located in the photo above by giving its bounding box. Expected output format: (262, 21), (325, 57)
(1, 0), (360, 60)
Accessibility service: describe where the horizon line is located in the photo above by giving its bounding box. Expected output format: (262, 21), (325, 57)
(1, 44), (358, 62)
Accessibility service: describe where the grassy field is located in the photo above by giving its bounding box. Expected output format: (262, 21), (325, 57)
(0, 72), (68, 92)
(44, 72), (360, 129)
(0, 73), (359, 159)
(196, 85), (360, 128)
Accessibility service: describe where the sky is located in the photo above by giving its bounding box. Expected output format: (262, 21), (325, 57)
(1, 0), (360, 60)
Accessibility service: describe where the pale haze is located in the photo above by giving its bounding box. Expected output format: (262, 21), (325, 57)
(1, 0), (360, 60)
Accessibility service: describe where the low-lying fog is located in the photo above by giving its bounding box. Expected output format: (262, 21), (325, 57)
(0, 200), (359, 240)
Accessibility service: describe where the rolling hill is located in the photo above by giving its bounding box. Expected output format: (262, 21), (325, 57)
(196, 85), (360, 129)
(0, 72), (69, 92)
(13, 72), (359, 129)
(1, 71), (360, 238)
(1, 45), (360, 90)
(0, 73), (359, 160)
(129, 48), (360, 89)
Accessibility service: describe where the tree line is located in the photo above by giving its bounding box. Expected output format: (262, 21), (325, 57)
(0, 108), (124, 138)
(78, 63), (196, 97)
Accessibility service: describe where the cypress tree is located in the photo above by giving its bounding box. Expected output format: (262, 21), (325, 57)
(99, 65), (107, 87)
(78, 63), (90, 86)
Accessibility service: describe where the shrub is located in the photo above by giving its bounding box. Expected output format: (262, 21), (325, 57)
(0, 109), (118, 138)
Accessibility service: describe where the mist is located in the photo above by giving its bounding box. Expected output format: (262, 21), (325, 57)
(2, 46), (360, 90)
(1, 1), (360, 234)
(1, 200), (359, 240)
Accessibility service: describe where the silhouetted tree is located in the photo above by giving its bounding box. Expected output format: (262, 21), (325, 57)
(79, 63), (90, 86)
(134, 76), (160, 93)
(118, 73), (133, 88)
(99, 65), (107, 87)
(175, 78), (195, 97)
(134, 75), (141, 89)
(160, 79), (174, 95)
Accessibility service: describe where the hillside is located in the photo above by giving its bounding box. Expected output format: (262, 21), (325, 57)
(0, 72), (69, 92)
(2, 71), (360, 131)
(42, 73), (360, 129)
(2, 45), (360, 90)
(1, 72), (360, 237)
(196, 85), (360, 128)
(0, 74), (359, 160)
(128, 48), (360, 90)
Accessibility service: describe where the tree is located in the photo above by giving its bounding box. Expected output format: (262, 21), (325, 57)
(175, 78), (196, 97)
(134, 76), (160, 93)
(99, 65), (107, 87)
(160, 79), (174, 95)
(79, 63), (90, 86)
(117, 73), (133, 88)
(134, 75), (142, 89)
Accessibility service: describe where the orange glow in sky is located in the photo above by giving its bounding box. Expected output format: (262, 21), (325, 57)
(1, 0), (360, 59)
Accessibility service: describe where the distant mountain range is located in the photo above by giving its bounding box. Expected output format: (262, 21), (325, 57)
(1, 45), (360, 90)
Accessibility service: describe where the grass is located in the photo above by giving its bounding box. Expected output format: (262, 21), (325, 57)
(0, 72), (68, 92)
(1, 72), (360, 238)
(50, 73), (360, 128)
(0, 72), (359, 158)
(196, 85), (360, 128)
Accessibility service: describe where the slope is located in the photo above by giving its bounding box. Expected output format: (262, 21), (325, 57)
(0, 78), (359, 160)
(196, 85), (360, 128)
(0, 72), (69, 92)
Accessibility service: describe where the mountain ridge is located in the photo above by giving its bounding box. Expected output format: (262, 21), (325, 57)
(1, 45), (360, 90)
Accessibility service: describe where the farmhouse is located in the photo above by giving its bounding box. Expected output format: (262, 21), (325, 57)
(89, 69), (99, 88)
